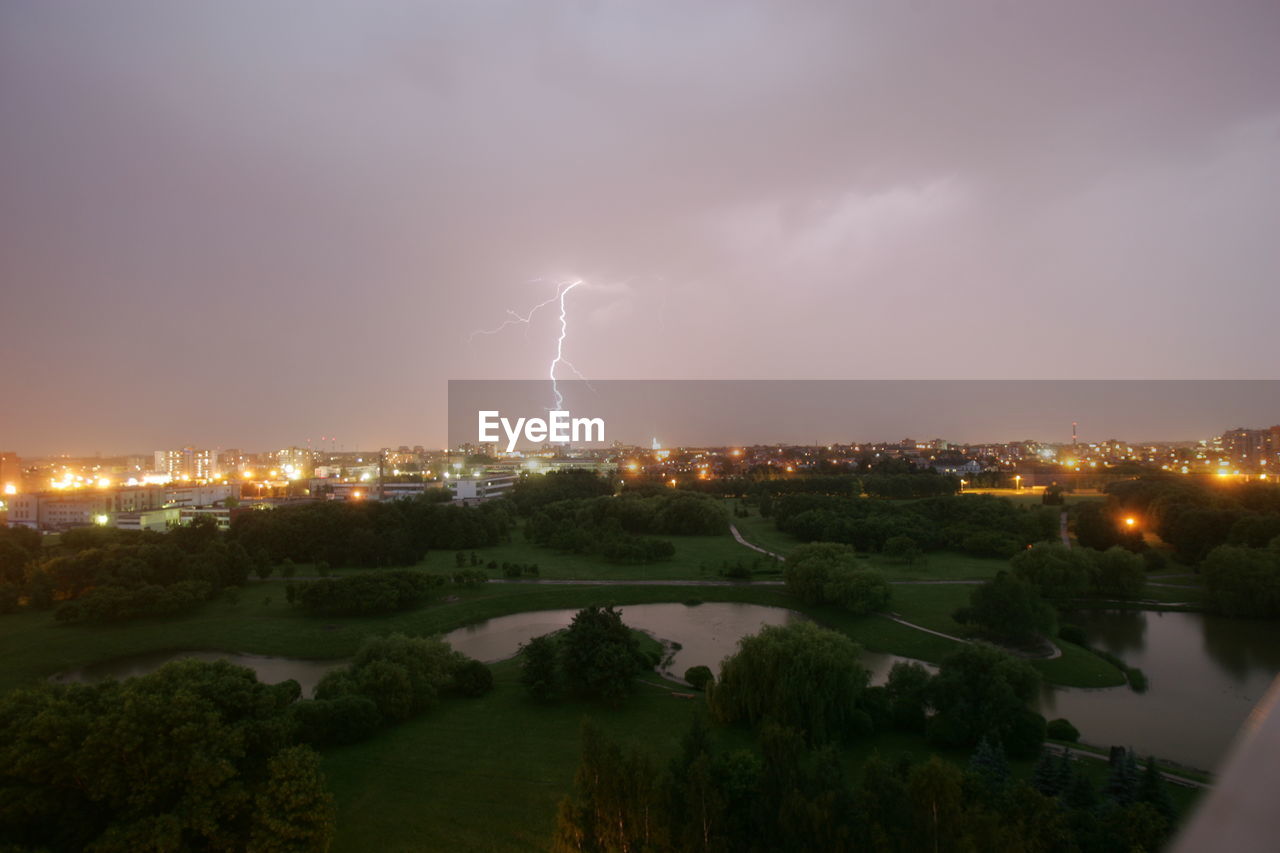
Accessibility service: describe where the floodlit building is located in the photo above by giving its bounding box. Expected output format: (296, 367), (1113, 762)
(154, 447), (215, 481)
(448, 473), (516, 503)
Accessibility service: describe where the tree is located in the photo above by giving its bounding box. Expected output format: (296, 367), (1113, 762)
(1089, 546), (1146, 599)
(684, 665), (714, 691)
(560, 606), (648, 706)
(967, 737), (1011, 804)
(927, 644), (1045, 758)
(248, 746), (336, 853)
(783, 542), (891, 613)
(1010, 542), (1094, 600)
(884, 661), (932, 732)
(953, 571), (1057, 647)
(0, 659), (332, 851)
(708, 621), (869, 744)
(1103, 748), (1140, 807)
(552, 722), (665, 852)
(1202, 544), (1280, 617)
(883, 535), (924, 566)
(1137, 755), (1176, 823)
(519, 634), (561, 702)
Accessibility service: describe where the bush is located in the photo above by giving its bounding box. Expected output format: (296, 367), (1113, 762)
(290, 570), (442, 616)
(450, 658), (495, 697)
(684, 665), (713, 690)
(54, 580), (212, 624)
(1058, 624), (1088, 646)
(1046, 718), (1080, 742)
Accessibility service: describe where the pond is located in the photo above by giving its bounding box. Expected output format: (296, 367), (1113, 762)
(51, 650), (344, 698)
(49, 603), (918, 698)
(441, 602), (919, 685)
(1038, 609), (1280, 772)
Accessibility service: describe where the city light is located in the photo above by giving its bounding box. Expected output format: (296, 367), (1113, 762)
(1124, 517), (1137, 528)
(2, 484), (15, 496)
(93, 514), (109, 526)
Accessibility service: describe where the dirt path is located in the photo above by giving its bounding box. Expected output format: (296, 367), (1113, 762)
(880, 612), (1063, 660)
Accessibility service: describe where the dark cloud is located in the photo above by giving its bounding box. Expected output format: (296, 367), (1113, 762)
(2, 1), (1278, 453)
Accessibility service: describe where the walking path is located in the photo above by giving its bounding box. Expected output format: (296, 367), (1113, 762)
(881, 613), (1063, 660)
(729, 523), (785, 560)
(1059, 509), (1071, 547)
(1039, 742), (1210, 790)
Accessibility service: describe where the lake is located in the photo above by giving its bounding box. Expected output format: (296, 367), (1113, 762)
(1038, 609), (1280, 771)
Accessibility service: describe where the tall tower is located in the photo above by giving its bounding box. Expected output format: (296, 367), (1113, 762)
(1072, 422), (1078, 446)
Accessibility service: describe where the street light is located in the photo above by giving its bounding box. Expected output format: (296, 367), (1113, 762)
(1014, 474), (1022, 491)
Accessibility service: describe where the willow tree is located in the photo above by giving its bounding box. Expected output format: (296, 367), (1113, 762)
(707, 621), (868, 744)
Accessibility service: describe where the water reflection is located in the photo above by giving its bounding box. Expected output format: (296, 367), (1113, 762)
(51, 650), (343, 698)
(1041, 610), (1280, 771)
(443, 602), (923, 685)
(1069, 608), (1147, 656)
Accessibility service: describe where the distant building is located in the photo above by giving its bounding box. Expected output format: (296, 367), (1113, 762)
(7, 494), (111, 531)
(154, 447), (215, 481)
(115, 507), (181, 532)
(448, 473), (516, 503)
(933, 460), (982, 477)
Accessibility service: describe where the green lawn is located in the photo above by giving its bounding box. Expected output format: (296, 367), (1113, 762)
(322, 659), (721, 852)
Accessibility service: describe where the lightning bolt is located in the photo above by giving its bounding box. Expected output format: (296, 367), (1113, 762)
(469, 278), (588, 411)
(549, 279), (583, 408)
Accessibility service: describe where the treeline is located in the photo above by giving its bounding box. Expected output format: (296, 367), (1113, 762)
(285, 569), (459, 616)
(953, 544), (1148, 647)
(0, 520), (259, 622)
(554, 722), (1178, 853)
(525, 492), (727, 564)
(1096, 476), (1280, 618)
(230, 497), (513, 568)
(1104, 476), (1280, 563)
(511, 469), (615, 513)
(519, 605), (660, 707)
(771, 493), (1057, 557)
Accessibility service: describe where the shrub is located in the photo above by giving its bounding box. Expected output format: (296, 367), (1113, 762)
(684, 665), (713, 691)
(1046, 718), (1080, 742)
(450, 658), (495, 697)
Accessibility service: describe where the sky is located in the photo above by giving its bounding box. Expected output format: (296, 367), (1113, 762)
(2, 1), (1279, 455)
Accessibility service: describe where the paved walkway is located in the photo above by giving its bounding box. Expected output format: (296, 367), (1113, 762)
(729, 523), (785, 560)
(1060, 509), (1071, 547)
